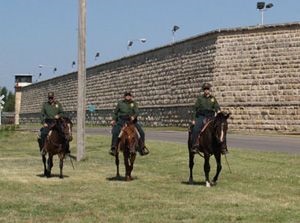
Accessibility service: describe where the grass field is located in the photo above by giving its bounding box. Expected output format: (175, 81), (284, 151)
(0, 130), (299, 223)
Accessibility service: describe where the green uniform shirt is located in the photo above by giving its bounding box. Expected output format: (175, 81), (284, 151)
(194, 94), (220, 119)
(40, 101), (64, 123)
(112, 100), (139, 121)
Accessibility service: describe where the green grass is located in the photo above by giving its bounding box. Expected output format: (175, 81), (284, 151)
(0, 131), (299, 223)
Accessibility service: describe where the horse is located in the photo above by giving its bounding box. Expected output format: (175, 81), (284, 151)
(115, 121), (139, 181)
(41, 117), (73, 178)
(188, 111), (230, 187)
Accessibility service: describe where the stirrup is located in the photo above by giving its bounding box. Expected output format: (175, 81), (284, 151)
(139, 146), (149, 156)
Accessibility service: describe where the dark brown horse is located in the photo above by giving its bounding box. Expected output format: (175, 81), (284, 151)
(115, 121), (139, 181)
(188, 111), (230, 187)
(42, 117), (73, 178)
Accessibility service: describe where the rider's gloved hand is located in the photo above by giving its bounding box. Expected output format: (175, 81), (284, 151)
(110, 120), (116, 126)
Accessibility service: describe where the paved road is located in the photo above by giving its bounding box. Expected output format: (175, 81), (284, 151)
(86, 127), (300, 154)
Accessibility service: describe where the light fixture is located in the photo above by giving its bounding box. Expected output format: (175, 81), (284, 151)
(172, 25), (180, 43)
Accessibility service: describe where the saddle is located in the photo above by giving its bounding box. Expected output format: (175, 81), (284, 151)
(190, 118), (214, 155)
(118, 123), (141, 139)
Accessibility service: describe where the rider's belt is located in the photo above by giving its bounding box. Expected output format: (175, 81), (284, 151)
(119, 115), (131, 121)
(44, 118), (56, 124)
(196, 111), (215, 118)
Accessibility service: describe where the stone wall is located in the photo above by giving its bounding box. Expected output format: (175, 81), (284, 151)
(19, 23), (300, 133)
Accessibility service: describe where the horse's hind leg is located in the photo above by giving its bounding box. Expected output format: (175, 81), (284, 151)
(212, 153), (222, 185)
(204, 155), (211, 187)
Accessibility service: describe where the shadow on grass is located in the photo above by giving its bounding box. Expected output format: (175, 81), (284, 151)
(106, 175), (138, 182)
(181, 180), (206, 186)
(36, 174), (70, 178)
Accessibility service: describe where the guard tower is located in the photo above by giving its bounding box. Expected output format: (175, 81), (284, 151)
(14, 74), (32, 125)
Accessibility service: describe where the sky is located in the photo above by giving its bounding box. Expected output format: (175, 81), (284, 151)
(0, 0), (299, 91)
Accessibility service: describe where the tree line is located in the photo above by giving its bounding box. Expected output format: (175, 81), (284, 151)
(0, 87), (15, 112)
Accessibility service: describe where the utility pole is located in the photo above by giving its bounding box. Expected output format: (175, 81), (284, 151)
(77, 0), (86, 161)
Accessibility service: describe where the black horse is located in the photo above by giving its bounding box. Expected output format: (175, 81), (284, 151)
(40, 117), (73, 178)
(188, 111), (230, 187)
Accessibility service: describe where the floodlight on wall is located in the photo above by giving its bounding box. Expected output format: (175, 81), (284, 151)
(256, 2), (274, 25)
(266, 3), (273, 8)
(257, 2), (265, 9)
(127, 38), (147, 55)
(172, 25), (180, 43)
(38, 64), (57, 74)
(95, 52), (100, 60)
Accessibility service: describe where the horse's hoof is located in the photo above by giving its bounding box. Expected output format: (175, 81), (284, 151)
(188, 178), (194, 185)
(211, 181), (217, 186)
(125, 176), (132, 181)
(59, 176), (64, 179)
(206, 181), (211, 187)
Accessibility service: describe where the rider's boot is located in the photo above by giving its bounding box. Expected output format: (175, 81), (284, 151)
(138, 140), (149, 156)
(109, 146), (117, 156)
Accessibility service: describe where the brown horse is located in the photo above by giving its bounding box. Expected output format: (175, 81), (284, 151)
(42, 117), (73, 178)
(115, 121), (139, 181)
(188, 111), (230, 187)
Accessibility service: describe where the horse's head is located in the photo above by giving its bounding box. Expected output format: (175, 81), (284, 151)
(121, 122), (139, 154)
(56, 117), (73, 142)
(213, 111), (230, 154)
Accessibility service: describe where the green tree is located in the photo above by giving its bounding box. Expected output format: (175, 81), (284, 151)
(4, 91), (15, 112)
(0, 87), (8, 103)
(0, 87), (15, 112)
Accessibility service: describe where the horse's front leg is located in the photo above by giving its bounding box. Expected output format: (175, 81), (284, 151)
(188, 151), (195, 184)
(128, 153), (136, 180)
(212, 152), (222, 185)
(42, 155), (47, 176)
(123, 151), (131, 181)
(59, 154), (64, 179)
(115, 152), (120, 178)
(188, 129), (195, 184)
(204, 154), (211, 187)
(46, 155), (53, 178)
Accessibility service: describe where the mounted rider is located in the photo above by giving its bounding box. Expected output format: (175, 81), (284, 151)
(191, 83), (221, 154)
(38, 92), (71, 155)
(109, 91), (149, 156)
